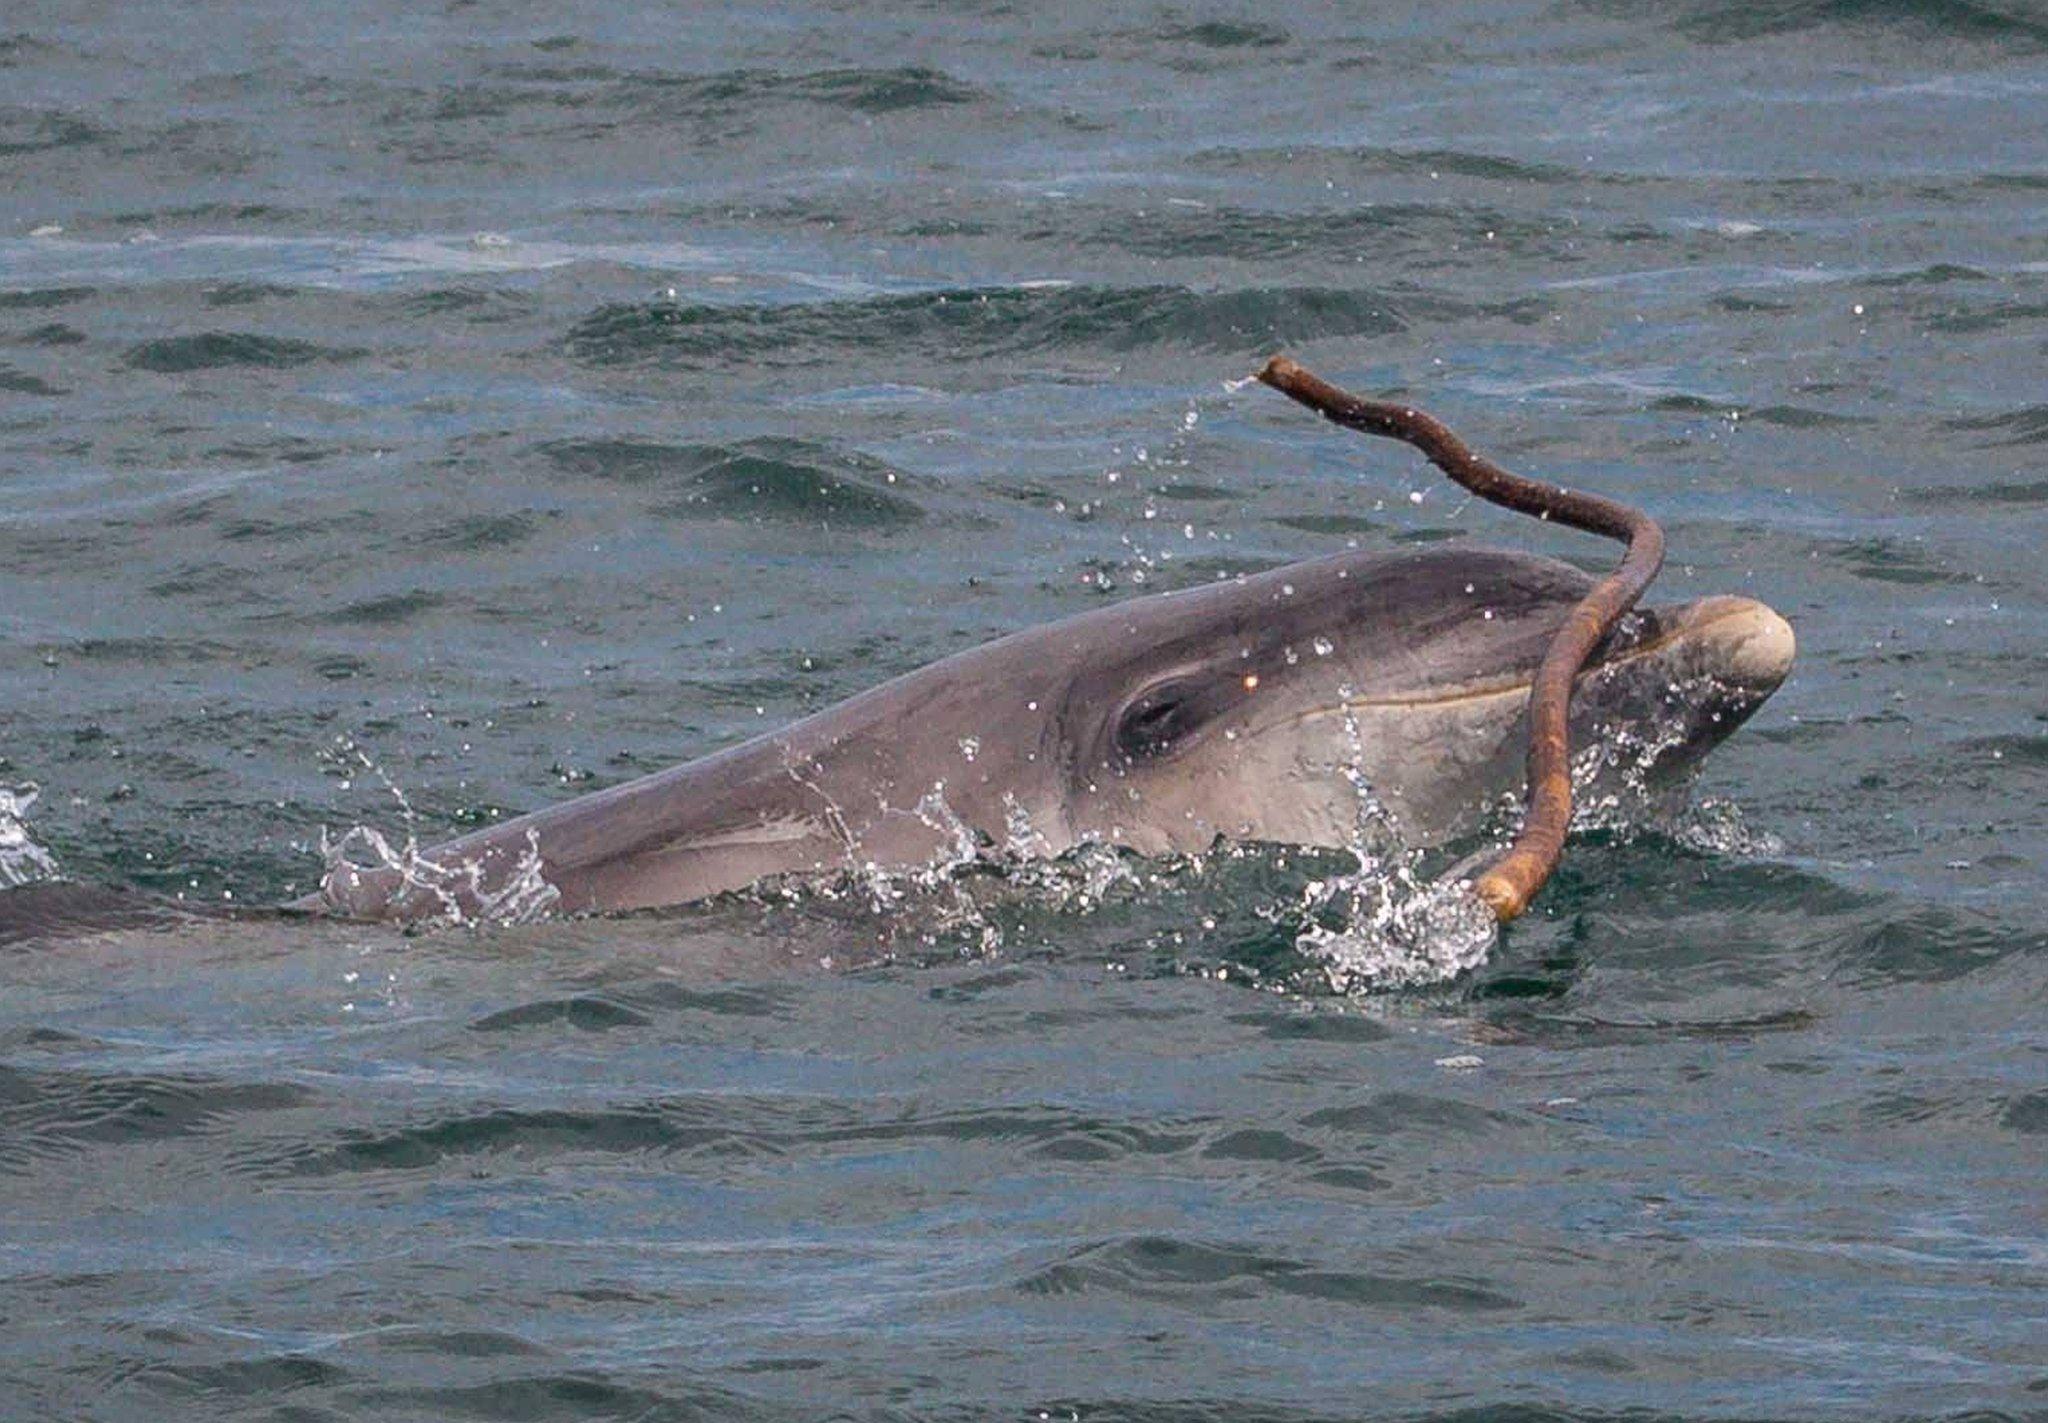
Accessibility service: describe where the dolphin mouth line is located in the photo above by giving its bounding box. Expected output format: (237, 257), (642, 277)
(1292, 596), (1782, 723)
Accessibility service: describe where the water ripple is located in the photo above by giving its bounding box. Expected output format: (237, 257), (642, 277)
(1016, 1236), (1521, 1313)
(566, 283), (1412, 369)
(541, 437), (927, 529)
(0, 1067), (311, 1173)
(122, 331), (361, 372)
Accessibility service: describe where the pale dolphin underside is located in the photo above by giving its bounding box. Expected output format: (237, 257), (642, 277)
(309, 544), (1794, 927)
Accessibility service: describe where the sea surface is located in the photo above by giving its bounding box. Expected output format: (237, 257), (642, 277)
(2, 2), (2045, 1419)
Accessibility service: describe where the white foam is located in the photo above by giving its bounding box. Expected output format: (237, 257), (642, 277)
(0, 785), (62, 888)
(316, 738), (560, 930)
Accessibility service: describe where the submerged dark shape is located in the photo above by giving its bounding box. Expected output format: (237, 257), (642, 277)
(0, 882), (228, 948)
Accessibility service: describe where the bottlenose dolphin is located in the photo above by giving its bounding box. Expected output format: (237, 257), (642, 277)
(1, 358), (1794, 941)
(312, 543), (1793, 926)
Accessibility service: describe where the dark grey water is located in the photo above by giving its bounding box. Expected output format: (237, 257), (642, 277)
(3, 2), (2045, 1418)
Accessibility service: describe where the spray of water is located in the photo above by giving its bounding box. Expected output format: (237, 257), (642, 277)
(1277, 687), (1502, 991)
(308, 706), (1766, 985)
(316, 737), (560, 930)
(0, 784), (62, 888)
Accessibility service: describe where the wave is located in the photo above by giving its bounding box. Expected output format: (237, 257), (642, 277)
(1663, 0), (2048, 44)
(330, 589), (449, 626)
(566, 282), (1412, 369)
(270, 1097), (1203, 1179)
(1944, 403), (2048, 446)
(404, 510), (547, 551)
(0, 1066), (309, 1173)
(0, 363), (63, 396)
(1157, 20), (1290, 49)
(1054, 201), (1563, 266)
(0, 285), (93, 310)
(468, 995), (653, 1032)
(1903, 476), (2048, 505)
(364, 1373), (771, 1421)
(1015, 1235), (1520, 1312)
(0, 105), (104, 156)
(123, 331), (361, 373)
(540, 436), (927, 529)
(394, 63), (990, 128)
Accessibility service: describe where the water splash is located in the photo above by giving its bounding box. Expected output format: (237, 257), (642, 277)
(1671, 794), (1784, 858)
(1571, 674), (1774, 842)
(1568, 689), (1698, 832)
(1096, 382), (1257, 590)
(1003, 836), (1149, 914)
(1282, 695), (1502, 991)
(0, 784), (62, 888)
(1288, 687), (1782, 994)
(316, 738), (560, 930)
(319, 822), (561, 930)
(755, 780), (1008, 954)
(301, 684), (1772, 975)
(752, 794), (1150, 958)
(912, 782), (984, 874)
(1295, 873), (1500, 992)
(1239, 683), (1779, 993)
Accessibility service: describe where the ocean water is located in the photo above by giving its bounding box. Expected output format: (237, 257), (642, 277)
(2, 2), (2045, 1418)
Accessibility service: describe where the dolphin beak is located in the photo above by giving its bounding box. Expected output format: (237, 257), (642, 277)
(1575, 593), (1794, 782)
(1669, 595), (1797, 698)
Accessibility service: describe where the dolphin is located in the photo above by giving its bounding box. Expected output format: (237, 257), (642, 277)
(1, 360), (1795, 941)
(310, 544), (1794, 926)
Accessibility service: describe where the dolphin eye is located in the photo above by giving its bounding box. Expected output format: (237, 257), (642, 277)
(1114, 677), (1212, 760)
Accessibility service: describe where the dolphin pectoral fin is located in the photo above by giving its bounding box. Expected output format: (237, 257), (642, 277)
(653, 816), (828, 855)
(563, 816), (850, 913)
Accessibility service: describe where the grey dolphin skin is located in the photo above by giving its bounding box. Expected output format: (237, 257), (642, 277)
(314, 544), (1794, 925)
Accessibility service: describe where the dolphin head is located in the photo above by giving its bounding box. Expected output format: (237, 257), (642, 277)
(1046, 546), (1792, 856)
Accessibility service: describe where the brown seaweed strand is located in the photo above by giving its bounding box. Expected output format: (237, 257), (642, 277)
(1254, 355), (1666, 922)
